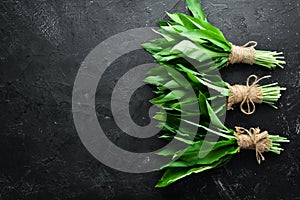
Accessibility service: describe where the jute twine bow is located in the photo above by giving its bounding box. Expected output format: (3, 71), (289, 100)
(227, 75), (271, 115)
(228, 41), (257, 65)
(234, 127), (272, 164)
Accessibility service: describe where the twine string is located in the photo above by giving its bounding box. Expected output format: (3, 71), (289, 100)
(227, 75), (271, 115)
(234, 126), (272, 164)
(228, 41), (257, 65)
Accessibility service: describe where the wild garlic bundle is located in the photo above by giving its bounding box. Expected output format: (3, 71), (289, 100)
(142, 0), (285, 72)
(156, 123), (289, 187)
(145, 65), (285, 115)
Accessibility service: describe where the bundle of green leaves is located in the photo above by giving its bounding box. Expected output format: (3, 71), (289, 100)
(145, 63), (285, 115)
(142, 0), (285, 71)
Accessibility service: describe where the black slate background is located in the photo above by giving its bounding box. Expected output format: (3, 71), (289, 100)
(0, 0), (300, 199)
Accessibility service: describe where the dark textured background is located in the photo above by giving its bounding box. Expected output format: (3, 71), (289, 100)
(0, 0), (299, 199)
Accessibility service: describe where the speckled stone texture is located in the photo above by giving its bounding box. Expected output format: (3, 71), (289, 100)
(0, 0), (299, 199)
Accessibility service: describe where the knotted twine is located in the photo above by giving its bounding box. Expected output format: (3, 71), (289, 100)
(234, 127), (272, 164)
(227, 75), (271, 115)
(228, 41), (257, 65)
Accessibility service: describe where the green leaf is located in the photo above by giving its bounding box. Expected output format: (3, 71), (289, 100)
(194, 76), (229, 96)
(152, 28), (177, 42)
(172, 40), (210, 62)
(166, 12), (184, 26)
(186, 0), (207, 21)
(196, 91), (207, 116)
(151, 90), (186, 104)
(156, 20), (169, 26)
(176, 64), (200, 76)
(182, 119), (235, 139)
(144, 75), (167, 86)
(172, 13), (229, 45)
(153, 112), (166, 121)
(142, 37), (173, 53)
(155, 155), (232, 187)
(172, 40), (227, 63)
(164, 66), (191, 89)
(161, 80), (181, 89)
(161, 139), (237, 167)
(180, 29), (230, 51)
(205, 100), (228, 130)
(167, 12), (199, 30)
(146, 66), (165, 75)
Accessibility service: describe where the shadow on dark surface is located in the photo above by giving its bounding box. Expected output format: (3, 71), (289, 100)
(0, 0), (299, 199)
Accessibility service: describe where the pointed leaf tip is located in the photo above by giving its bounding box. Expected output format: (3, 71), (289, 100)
(186, 0), (207, 21)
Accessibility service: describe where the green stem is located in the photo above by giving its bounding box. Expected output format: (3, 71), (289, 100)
(255, 50), (286, 69)
(259, 81), (286, 108)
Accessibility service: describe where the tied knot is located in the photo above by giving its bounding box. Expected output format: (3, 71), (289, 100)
(228, 41), (257, 65)
(234, 127), (272, 164)
(227, 75), (271, 115)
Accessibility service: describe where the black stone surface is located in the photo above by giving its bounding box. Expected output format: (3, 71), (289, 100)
(0, 0), (299, 199)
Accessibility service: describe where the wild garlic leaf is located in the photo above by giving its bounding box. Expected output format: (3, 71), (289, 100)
(186, 0), (207, 21)
(155, 155), (232, 187)
(205, 100), (229, 131)
(166, 144), (238, 167)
